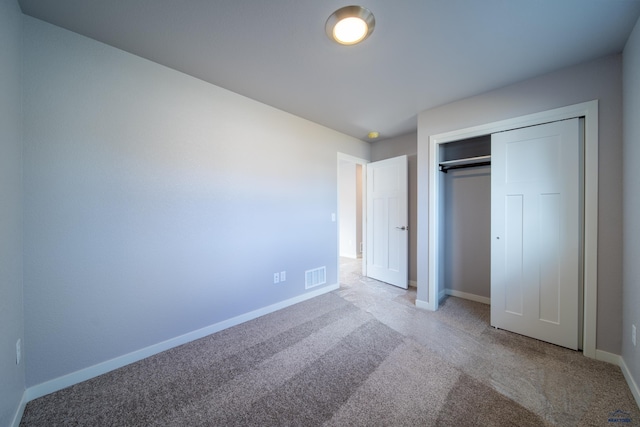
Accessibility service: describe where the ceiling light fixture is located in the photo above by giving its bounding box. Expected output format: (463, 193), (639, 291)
(368, 131), (380, 139)
(326, 6), (375, 46)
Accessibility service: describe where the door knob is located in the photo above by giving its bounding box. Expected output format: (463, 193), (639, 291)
(396, 226), (408, 231)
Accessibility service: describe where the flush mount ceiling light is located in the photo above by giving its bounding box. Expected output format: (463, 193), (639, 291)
(326, 6), (375, 45)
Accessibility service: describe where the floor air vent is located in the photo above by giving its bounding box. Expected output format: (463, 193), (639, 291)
(305, 266), (326, 289)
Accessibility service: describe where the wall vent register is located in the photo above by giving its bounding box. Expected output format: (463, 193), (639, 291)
(305, 266), (327, 289)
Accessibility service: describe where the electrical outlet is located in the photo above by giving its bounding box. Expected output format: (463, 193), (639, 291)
(273, 273), (280, 284)
(16, 338), (21, 365)
(633, 324), (637, 347)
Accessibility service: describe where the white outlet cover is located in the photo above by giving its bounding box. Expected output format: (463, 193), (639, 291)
(280, 271), (286, 281)
(633, 324), (637, 346)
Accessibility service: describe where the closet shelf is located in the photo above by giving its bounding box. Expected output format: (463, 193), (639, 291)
(439, 155), (491, 173)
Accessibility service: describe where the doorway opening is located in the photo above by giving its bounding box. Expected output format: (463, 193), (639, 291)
(337, 153), (410, 290)
(337, 153), (367, 282)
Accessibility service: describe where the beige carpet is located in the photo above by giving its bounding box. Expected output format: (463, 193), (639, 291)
(19, 259), (640, 426)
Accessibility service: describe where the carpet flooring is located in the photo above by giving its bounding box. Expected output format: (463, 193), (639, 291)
(20, 259), (640, 426)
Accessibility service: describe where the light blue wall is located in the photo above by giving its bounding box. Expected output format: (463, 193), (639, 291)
(417, 55), (624, 354)
(0, 0), (25, 425)
(22, 16), (369, 387)
(622, 15), (640, 399)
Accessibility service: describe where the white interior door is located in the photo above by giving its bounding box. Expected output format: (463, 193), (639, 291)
(366, 155), (408, 289)
(491, 119), (580, 350)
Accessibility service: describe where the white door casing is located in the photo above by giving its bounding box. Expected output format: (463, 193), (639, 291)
(491, 118), (580, 350)
(366, 155), (409, 289)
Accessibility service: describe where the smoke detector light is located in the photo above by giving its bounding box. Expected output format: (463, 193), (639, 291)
(326, 6), (375, 45)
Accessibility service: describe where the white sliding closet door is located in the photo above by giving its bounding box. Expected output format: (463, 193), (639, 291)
(491, 119), (580, 350)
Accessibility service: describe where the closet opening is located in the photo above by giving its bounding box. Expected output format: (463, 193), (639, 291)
(424, 100), (598, 357)
(438, 135), (492, 305)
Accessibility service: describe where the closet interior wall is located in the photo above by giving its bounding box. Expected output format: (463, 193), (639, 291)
(441, 136), (492, 302)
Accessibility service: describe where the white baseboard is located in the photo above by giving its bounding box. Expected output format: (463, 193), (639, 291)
(416, 290), (488, 311)
(595, 349), (621, 365)
(445, 289), (491, 305)
(595, 350), (640, 410)
(24, 284), (339, 403)
(10, 393), (27, 427)
(619, 356), (640, 410)
(621, 359), (640, 410)
(415, 298), (436, 311)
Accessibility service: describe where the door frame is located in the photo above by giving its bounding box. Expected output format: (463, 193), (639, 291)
(425, 100), (598, 358)
(337, 153), (369, 279)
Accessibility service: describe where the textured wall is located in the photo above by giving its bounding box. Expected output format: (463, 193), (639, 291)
(23, 16), (369, 387)
(0, 0), (25, 425)
(417, 55), (623, 354)
(622, 15), (640, 398)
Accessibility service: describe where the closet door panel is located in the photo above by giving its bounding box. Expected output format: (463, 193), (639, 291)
(504, 194), (524, 315)
(538, 193), (561, 324)
(491, 118), (580, 350)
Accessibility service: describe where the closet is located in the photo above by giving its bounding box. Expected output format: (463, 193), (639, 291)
(437, 119), (582, 350)
(439, 136), (492, 304)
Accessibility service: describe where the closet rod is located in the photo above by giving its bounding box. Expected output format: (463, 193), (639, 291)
(439, 155), (491, 173)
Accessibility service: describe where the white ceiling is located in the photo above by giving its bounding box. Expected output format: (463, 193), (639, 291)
(17, 0), (640, 141)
